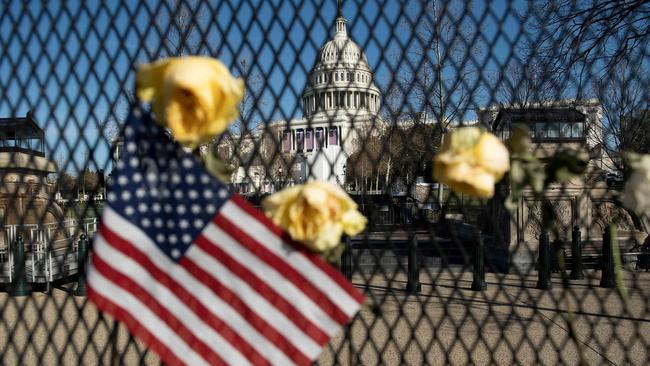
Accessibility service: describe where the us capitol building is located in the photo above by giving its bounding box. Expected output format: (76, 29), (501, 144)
(225, 4), (382, 193)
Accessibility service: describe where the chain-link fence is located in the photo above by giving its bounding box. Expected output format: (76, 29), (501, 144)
(1, 0), (650, 364)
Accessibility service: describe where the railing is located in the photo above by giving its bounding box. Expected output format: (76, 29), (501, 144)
(0, 219), (98, 283)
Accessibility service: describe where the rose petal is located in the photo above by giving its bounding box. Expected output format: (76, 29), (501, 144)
(262, 181), (367, 253)
(135, 56), (244, 146)
(433, 127), (510, 199)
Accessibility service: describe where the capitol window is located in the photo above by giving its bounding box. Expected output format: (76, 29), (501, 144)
(306, 129), (314, 151)
(296, 129), (304, 152)
(329, 128), (338, 145)
(315, 128), (324, 149)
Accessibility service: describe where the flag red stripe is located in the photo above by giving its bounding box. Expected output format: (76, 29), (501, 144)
(214, 215), (349, 325)
(179, 256), (312, 365)
(91, 254), (226, 366)
(99, 225), (270, 366)
(87, 286), (192, 366)
(194, 234), (330, 344)
(230, 195), (365, 304)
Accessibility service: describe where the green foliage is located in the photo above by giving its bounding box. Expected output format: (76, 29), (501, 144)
(545, 150), (589, 185)
(504, 126), (588, 211)
(203, 148), (235, 183)
(322, 243), (346, 267)
(609, 223), (629, 301)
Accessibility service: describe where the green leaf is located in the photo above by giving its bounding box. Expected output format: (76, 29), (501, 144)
(554, 166), (575, 183)
(527, 164), (546, 194)
(510, 160), (526, 184)
(204, 152), (235, 183)
(321, 243), (346, 267)
(504, 194), (519, 212)
(506, 125), (532, 155)
(546, 149), (589, 184)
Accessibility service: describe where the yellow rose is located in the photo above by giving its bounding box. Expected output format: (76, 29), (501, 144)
(136, 56), (244, 146)
(262, 181), (367, 252)
(433, 127), (510, 198)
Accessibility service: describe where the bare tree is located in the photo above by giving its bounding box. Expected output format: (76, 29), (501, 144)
(398, 0), (483, 202)
(208, 57), (265, 179)
(520, 1), (650, 172)
(347, 122), (439, 192)
(403, 0), (478, 128)
(594, 60), (650, 171)
(492, 59), (555, 107)
(346, 132), (386, 192)
(529, 0), (650, 97)
(230, 58), (264, 136)
(98, 117), (120, 144)
(154, 0), (202, 57)
(524, 2), (650, 236)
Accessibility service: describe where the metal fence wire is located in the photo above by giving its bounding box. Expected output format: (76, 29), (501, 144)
(1, 0), (650, 364)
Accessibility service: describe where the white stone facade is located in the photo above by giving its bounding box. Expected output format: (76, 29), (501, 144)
(228, 9), (382, 192)
(272, 13), (381, 183)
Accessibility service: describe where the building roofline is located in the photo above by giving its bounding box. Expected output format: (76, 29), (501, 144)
(0, 111), (44, 138)
(478, 98), (602, 113)
(493, 107), (587, 131)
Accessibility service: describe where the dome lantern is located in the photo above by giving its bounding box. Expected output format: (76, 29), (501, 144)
(335, 0), (347, 38)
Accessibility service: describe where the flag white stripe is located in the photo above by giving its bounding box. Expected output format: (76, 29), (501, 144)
(221, 201), (361, 316)
(203, 223), (341, 336)
(187, 245), (322, 358)
(100, 207), (294, 366)
(86, 264), (211, 366)
(93, 233), (259, 366)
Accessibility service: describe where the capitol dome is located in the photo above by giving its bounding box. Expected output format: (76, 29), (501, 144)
(317, 29), (369, 67)
(301, 5), (380, 118)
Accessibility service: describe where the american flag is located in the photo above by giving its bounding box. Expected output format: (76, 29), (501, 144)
(87, 105), (364, 366)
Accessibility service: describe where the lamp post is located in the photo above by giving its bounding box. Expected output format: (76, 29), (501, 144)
(74, 234), (88, 296)
(406, 233), (421, 293)
(471, 230), (486, 291)
(570, 225), (584, 280)
(11, 234), (30, 296)
(537, 231), (552, 290)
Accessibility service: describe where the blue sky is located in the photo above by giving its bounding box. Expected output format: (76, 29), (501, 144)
(0, 0), (527, 174)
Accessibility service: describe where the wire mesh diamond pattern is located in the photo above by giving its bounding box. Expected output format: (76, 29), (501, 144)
(1, 0), (649, 365)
